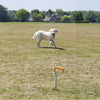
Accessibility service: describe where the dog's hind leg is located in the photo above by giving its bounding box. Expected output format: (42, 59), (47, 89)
(37, 40), (41, 48)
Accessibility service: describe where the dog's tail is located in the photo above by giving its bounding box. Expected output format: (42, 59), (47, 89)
(32, 33), (36, 40)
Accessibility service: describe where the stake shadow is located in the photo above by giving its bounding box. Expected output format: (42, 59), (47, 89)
(52, 88), (60, 91)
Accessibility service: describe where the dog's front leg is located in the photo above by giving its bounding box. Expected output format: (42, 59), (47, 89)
(48, 39), (53, 46)
(52, 41), (57, 48)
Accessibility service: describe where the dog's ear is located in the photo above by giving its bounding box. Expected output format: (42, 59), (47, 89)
(49, 29), (54, 34)
(49, 29), (53, 32)
(49, 29), (58, 33)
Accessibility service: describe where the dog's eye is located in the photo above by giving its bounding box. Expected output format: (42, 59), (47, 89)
(54, 30), (57, 32)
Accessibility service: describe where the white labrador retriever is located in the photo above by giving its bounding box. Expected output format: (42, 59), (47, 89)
(32, 29), (58, 48)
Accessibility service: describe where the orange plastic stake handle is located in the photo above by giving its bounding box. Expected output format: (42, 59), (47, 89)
(53, 66), (64, 74)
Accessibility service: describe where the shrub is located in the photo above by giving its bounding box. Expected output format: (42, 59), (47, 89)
(60, 15), (71, 23)
(32, 13), (43, 22)
(74, 20), (90, 23)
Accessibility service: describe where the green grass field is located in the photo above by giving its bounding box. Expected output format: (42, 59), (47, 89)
(0, 22), (100, 100)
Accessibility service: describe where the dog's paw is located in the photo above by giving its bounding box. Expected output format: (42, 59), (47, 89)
(37, 45), (41, 48)
(55, 46), (58, 49)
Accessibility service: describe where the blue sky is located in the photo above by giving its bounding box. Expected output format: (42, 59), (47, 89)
(0, 0), (100, 11)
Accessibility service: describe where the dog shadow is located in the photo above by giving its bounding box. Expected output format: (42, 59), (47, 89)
(42, 47), (66, 50)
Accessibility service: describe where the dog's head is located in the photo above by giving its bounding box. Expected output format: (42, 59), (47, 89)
(49, 29), (58, 38)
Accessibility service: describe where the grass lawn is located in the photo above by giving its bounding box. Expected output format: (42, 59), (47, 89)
(0, 22), (100, 100)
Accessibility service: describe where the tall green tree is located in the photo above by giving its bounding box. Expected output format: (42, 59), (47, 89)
(72, 11), (83, 22)
(8, 10), (17, 21)
(56, 9), (64, 15)
(31, 9), (39, 14)
(16, 9), (30, 22)
(84, 11), (97, 22)
(46, 9), (53, 16)
(64, 11), (72, 15)
(96, 13), (100, 23)
(40, 11), (46, 19)
(0, 5), (9, 22)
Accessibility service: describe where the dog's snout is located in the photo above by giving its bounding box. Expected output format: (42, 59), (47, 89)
(52, 33), (55, 38)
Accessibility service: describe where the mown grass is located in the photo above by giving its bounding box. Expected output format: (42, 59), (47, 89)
(0, 22), (100, 100)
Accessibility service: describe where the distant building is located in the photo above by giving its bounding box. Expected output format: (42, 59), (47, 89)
(44, 14), (63, 22)
(28, 15), (33, 21)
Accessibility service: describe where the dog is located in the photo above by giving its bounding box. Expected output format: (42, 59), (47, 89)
(32, 29), (58, 48)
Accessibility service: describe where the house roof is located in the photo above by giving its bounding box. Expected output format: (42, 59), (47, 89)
(44, 14), (63, 22)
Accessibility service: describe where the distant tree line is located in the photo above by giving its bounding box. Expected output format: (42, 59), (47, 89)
(0, 4), (100, 23)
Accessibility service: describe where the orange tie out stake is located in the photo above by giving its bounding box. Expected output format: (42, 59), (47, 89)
(53, 66), (64, 74)
(53, 66), (64, 89)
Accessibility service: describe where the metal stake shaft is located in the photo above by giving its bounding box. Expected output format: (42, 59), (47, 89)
(54, 72), (57, 89)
